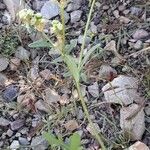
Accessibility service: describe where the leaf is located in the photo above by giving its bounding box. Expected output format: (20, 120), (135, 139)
(80, 44), (102, 70)
(28, 39), (52, 48)
(69, 132), (82, 150)
(64, 54), (80, 83)
(43, 132), (69, 150)
(65, 39), (77, 54)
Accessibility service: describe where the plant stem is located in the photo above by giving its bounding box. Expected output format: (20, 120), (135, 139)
(78, 0), (95, 71)
(76, 83), (106, 150)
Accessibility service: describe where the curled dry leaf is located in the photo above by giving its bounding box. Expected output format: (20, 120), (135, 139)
(64, 120), (79, 131)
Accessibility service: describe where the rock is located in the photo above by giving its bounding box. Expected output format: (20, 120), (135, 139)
(10, 140), (20, 149)
(130, 7), (142, 16)
(0, 57), (9, 71)
(102, 75), (142, 106)
(11, 119), (24, 131)
(64, 120), (79, 131)
(2, 85), (19, 102)
(0, 3), (6, 9)
(32, 0), (45, 11)
(35, 100), (49, 113)
(44, 88), (61, 103)
(3, 0), (26, 21)
(88, 82), (99, 98)
(66, 3), (80, 12)
(30, 66), (39, 81)
(102, 5), (109, 10)
(113, 10), (120, 18)
(118, 5), (126, 11)
(120, 104), (145, 141)
(0, 73), (8, 86)
(19, 137), (30, 145)
(6, 129), (13, 137)
(133, 40), (143, 50)
(70, 10), (82, 23)
(86, 123), (100, 136)
(132, 29), (149, 40)
(119, 16), (130, 24)
(123, 9), (130, 15)
(78, 35), (91, 45)
(127, 141), (149, 150)
(41, 0), (60, 19)
(104, 40), (116, 52)
(31, 136), (48, 150)
(15, 46), (30, 61)
(90, 22), (97, 34)
(10, 58), (21, 71)
(40, 69), (52, 80)
(99, 64), (117, 81)
(0, 117), (10, 126)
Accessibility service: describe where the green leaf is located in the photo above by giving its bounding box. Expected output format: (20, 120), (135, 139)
(65, 39), (77, 54)
(64, 54), (80, 83)
(69, 133), (82, 150)
(80, 44), (102, 70)
(28, 39), (52, 48)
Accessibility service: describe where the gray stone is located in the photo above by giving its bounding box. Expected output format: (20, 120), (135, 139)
(120, 104), (145, 141)
(113, 10), (120, 18)
(0, 73), (7, 86)
(31, 136), (48, 150)
(133, 40), (143, 50)
(0, 117), (10, 126)
(70, 10), (82, 23)
(119, 16), (130, 24)
(10, 140), (20, 149)
(32, 0), (45, 11)
(132, 29), (149, 40)
(2, 85), (19, 102)
(0, 57), (9, 71)
(15, 46), (30, 61)
(19, 137), (30, 145)
(41, 0), (60, 19)
(88, 82), (99, 98)
(145, 105), (150, 116)
(102, 5), (109, 10)
(66, 3), (80, 12)
(130, 7), (142, 16)
(11, 119), (24, 131)
(7, 129), (14, 137)
(78, 35), (91, 45)
(35, 100), (49, 113)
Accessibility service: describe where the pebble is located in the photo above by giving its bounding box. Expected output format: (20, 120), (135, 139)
(132, 29), (149, 40)
(120, 104), (145, 141)
(118, 5), (126, 11)
(0, 117), (10, 126)
(10, 140), (20, 149)
(66, 3), (80, 12)
(35, 100), (49, 113)
(102, 5), (109, 10)
(145, 105), (150, 116)
(2, 85), (19, 102)
(40, 69), (52, 80)
(31, 136), (48, 150)
(7, 129), (14, 137)
(133, 40), (143, 50)
(11, 119), (24, 131)
(70, 10), (82, 23)
(10, 58), (21, 71)
(0, 3), (6, 9)
(113, 10), (120, 18)
(0, 73), (8, 86)
(88, 82), (99, 98)
(130, 7), (142, 16)
(15, 46), (30, 61)
(0, 57), (9, 72)
(119, 16), (130, 24)
(32, 0), (45, 11)
(41, 0), (60, 19)
(78, 35), (91, 45)
(19, 137), (30, 145)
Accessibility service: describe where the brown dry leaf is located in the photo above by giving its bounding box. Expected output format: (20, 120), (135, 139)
(64, 120), (79, 131)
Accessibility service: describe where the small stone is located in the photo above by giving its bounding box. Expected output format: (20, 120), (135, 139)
(130, 7), (142, 16)
(30, 66), (39, 81)
(7, 129), (13, 137)
(145, 105), (150, 116)
(133, 40), (143, 50)
(127, 141), (149, 150)
(88, 82), (99, 98)
(99, 64), (117, 81)
(70, 10), (82, 23)
(123, 9), (130, 15)
(132, 29), (149, 40)
(0, 3), (6, 9)
(15, 46), (30, 61)
(40, 69), (52, 80)
(119, 16), (130, 24)
(78, 35), (91, 45)
(32, 0), (45, 11)
(11, 119), (24, 131)
(118, 5), (126, 11)
(86, 123), (100, 136)
(120, 104), (145, 141)
(0, 57), (9, 71)
(113, 10), (120, 18)
(10, 140), (20, 149)
(104, 40), (116, 52)
(90, 22), (97, 34)
(64, 120), (79, 131)
(35, 100), (49, 113)
(66, 3), (80, 12)
(19, 137), (30, 145)
(44, 88), (61, 103)
(41, 0), (60, 19)
(102, 5), (109, 10)
(10, 58), (21, 70)
(0, 73), (8, 86)
(2, 85), (19, 102)
(0, 117), (10, 126)
(31, 136), (48, 150)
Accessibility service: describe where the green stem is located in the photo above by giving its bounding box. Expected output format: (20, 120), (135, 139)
(78, 0), (95, 71)
(76, 83), (106, 150)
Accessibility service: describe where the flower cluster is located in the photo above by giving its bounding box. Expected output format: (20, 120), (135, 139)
(18, 9), (45, 32)
(51, 20), (63, 35)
